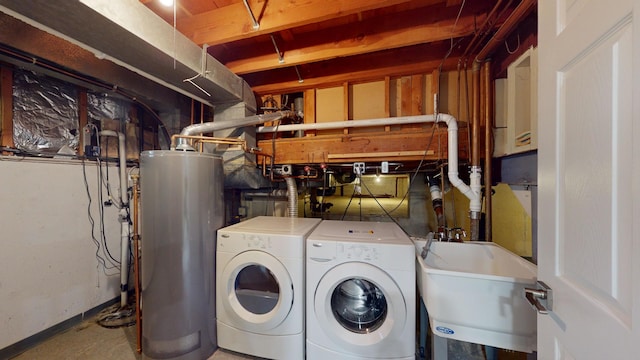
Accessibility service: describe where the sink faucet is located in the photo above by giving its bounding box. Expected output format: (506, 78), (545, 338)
(420, 232), (435, 259)
(420, 227), (467, 259)
(448, 227), (467, 242)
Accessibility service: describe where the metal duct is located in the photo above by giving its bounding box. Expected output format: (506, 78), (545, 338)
(0, 0), (256, 110)
(285, 177), (299, 217)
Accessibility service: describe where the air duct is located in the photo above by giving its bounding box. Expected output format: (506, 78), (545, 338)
(0, 0), (256, 109)
(285, 177), (299, 217)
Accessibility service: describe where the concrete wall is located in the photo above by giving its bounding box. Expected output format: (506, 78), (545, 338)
(0, 157), (122, 350)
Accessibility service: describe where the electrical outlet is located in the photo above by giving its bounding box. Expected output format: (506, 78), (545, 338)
(353, 162), (365, 175)
(381, 161), (389, 173)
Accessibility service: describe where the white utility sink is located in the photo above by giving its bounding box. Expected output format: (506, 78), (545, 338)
(413, 239), (538, 353)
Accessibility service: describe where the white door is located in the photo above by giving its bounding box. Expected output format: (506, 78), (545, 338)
(537, 0), (640, 358)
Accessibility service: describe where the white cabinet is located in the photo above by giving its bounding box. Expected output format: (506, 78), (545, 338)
(494, 46), (538, 157)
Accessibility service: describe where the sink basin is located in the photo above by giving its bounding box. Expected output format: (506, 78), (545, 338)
(413, 239), (537, 353)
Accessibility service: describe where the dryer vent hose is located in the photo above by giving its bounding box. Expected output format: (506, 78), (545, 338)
(285, 177), (298, 218)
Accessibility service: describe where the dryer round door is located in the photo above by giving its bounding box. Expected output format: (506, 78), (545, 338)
(220, 250), (294, 332)
(313, 262), (407, 354)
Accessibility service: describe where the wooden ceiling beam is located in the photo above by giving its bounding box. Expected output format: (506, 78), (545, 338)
(178, 0), (444, 46)
(225, 7), (485, 75)
(247, 56), (459, 95)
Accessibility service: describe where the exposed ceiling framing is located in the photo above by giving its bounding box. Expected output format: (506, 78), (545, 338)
(141, 0), (529, 95)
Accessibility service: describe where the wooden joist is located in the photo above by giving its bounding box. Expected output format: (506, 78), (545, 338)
(256, 126), (470, 165)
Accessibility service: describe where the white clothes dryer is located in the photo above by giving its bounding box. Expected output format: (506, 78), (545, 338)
(216, 216), (321, 360)
(306, 220), (415, 360)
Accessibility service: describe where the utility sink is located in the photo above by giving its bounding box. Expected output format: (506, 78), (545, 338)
(413, 239), (538, 353)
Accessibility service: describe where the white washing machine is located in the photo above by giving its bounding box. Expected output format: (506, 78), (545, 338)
(306, 220), (415, 360)
(216, 216), (322, 360)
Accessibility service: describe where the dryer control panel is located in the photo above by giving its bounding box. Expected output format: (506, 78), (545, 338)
(341, 243), (378, 261)
(246, 234), (271, 249)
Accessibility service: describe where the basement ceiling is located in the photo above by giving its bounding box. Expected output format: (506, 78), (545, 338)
(140, 0), (531, 95)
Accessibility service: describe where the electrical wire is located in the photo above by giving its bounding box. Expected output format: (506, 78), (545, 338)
(505, 33), (521, 54)
(381, 120), (441, 217)
(340, 176), (359, 221)
(96, 157), (121, 267)
(346, 32), (466, 228)
(266, 119), (282, 216)
(320, 168), (327, 219)
(359, 177), (404, 230)
(82, 158), (119, 276)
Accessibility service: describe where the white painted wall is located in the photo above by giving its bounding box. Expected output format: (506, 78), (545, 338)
(0, 157), (123, 349)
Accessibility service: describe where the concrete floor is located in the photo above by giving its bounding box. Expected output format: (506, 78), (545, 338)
(11, 317), (258, 360)
(10, 315), (529, 360)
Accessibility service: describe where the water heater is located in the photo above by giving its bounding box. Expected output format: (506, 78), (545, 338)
(140, 150), (224, 360)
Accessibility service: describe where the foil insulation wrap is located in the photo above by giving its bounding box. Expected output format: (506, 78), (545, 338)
(12, 70), (79, 153)
(87, 92), (132, 124)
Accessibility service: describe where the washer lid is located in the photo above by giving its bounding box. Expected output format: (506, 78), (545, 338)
(219, 216), (321, 237)
(307, 220), (411, 245)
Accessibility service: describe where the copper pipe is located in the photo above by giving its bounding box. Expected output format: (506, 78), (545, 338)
(462, 0), (505, 59)
(131, 174), (141, 353)
(465, 0), (515, 60)
(483, 61), (493, 242)
(170, 134), (246, 149)
(476, 0), (537, 62)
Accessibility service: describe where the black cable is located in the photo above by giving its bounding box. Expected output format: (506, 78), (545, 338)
(384, 122), (441, 216)
(96, 158), (120, 266)
(360, 179), (405, 230)
(320, 169), (327, 219)
(359, 178), (362, 221)
(102, 136), (114, 201)
(266, 119), (281, 216)
(341, 176), (359, 220)
(82, 158), (118, 275)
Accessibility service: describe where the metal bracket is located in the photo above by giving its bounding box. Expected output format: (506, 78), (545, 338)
(243, 0), (260, 30)
(524, 280), (553, 314)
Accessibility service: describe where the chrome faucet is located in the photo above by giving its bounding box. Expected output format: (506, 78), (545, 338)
(420, 227), (467, 259)
(420, 232), (436, 259)
(447, 227), (467, 242)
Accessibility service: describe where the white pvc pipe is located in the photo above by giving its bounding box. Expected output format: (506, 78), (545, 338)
(174, 111), (295, 150)
(257, 115), (438, 133)
(258, 114), (482, 212)
(99, 130), (130, 308)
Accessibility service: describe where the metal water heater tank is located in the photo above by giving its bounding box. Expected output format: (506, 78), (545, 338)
(140, 150), (224, 360)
